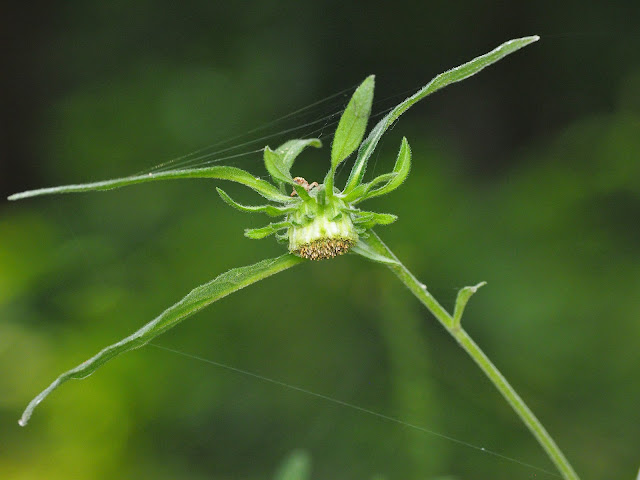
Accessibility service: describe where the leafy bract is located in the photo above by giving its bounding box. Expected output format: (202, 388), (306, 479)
(331, 75), (375, 167)
(345, 137), (411, 204)
(276, 138), (322, 172)
(264, 139), (322, 189)
(341, 173), (396, 203)
(325, 75), (374, 194)
(350, 236), (399, 265)
(264, 147), (296, 185)
(342, 35), (539, 194)
(8, 166), (292, 204)
(245, 221), (292, 239)
(216, 188), (296, 217)
(352, 211), (397, 229)
(18, 254), (305, 426)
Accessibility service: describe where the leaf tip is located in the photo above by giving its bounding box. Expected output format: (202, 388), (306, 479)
(8, 190), (35, 201)
(453, 281), (487, 327)
(215, 187), (231, 203)
(469, 281), (487, 293)
(517, 35), (540, 47)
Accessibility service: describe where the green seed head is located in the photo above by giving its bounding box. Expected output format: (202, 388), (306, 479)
(287, 190), (358, 260)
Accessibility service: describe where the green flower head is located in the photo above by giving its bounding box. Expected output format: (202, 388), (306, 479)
(217, 75), (411, 260)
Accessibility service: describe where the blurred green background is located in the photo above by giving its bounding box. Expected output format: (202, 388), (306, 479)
(2, 2), (639, 479)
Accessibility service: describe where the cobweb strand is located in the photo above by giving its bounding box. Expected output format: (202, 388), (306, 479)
(149, 343), (560, 478)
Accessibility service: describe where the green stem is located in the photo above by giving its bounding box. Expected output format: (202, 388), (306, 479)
(365, 231), (580, 480)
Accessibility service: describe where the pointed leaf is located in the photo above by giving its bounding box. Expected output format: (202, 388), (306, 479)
(453, 281), (487, 328)
(351, 236), (399, 265)
(245, 221), (292, 239)
(276, 138), (322, 171)
(325, 75), (375, 195)
(340, 173), (396, 203)
(343, 36), (539, 194)
(351, 211), (397, 229)
(354, 137), (411, 203)
(18, 254), (304, 426)
(216, 188), (295, 217)
(331, 75), (375, 167)
(264, 146), (295, 185)
(264, 139), (322, 192)
(8, 166), (292, 203)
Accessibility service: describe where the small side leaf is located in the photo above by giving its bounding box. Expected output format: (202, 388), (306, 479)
(343, 36), (539, 194)
(217, 188), (295, 217)
(340, 173), (397, 203)
(8, 166), (292, 204)
(18, 254), (305, 426)
(358, 137), (411, 203)
(265, 139), (322, 192)
(453, 281), (487, 329)
(352, 211), (398, 229)
(351, 236), (399, 265)
(264, 147), (295, 186)
(276, 138), (322, 172)
(245, 221), (292, 239)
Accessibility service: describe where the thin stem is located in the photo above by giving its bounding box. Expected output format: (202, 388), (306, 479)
(365, 231), (580, 480)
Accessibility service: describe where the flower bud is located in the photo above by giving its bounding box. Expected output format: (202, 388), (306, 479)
(288, 195), (358, 260)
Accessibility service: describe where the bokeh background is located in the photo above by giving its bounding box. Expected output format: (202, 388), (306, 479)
(2, 2), (639, 479)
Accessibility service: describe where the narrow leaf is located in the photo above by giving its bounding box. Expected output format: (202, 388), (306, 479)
(331, 75), (375, 167)
(276, 138), (322, 172)
(264, 139), (322, 193)
(351, 236), (399, 265)
(351, 211), (397, 229)
(245, 221), (292, 239)
(347, 137), (411, 204)
(216, 188), (295, 217)
(453, 281), (487, 328)
(326, 75), (375, 194)
(8, 166), (292, 203)
(264, 147), (295, 185)
(340, 173), (397, 203)
(18, 254), (304, 426)
(343, 36), (539, 194)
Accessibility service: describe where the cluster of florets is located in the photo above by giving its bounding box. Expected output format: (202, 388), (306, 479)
(297, 238), (354, 260)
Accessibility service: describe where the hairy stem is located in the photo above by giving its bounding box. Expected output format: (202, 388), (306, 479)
(365, 231), (580, 480)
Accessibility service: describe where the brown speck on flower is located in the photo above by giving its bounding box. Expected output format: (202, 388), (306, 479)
(291, 177), (319, 196)
(295, 238), (355, 260)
